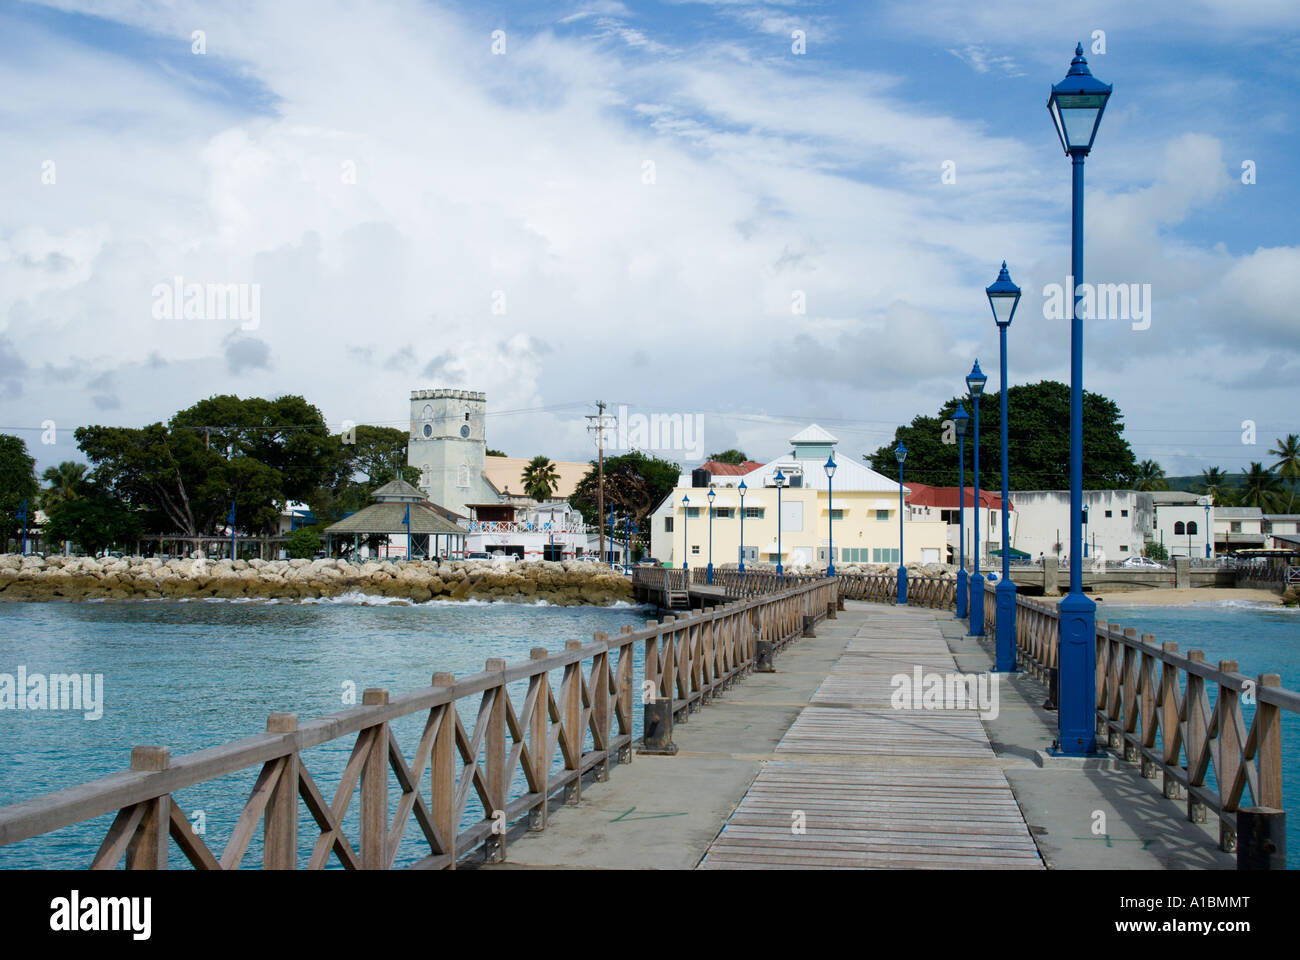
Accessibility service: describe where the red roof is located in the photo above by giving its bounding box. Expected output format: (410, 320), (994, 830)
(904, 481), (1010, 511)
(701, 460), (764, 476)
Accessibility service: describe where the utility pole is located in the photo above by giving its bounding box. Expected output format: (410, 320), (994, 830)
(586, 401), (615, 563)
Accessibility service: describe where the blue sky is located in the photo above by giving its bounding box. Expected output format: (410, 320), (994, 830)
(1, 0), (1298, 480)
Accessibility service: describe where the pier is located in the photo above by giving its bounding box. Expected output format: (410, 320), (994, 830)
(0, 572), (1293, 869)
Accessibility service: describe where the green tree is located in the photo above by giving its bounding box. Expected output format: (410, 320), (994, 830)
(286, 525), (323, 559)
(0, 434), (40, 552)
(570, 451), (681, 534)
(866, 381), (1138, 490)
(486, 448), (508, 458)
(522, 455), (560, 501)
(42, 491), (143, 555)
(39, 461), (90, 511)
(1238, 461), (1285, 512)
(1143, 540), (1169, 562)
(312, 425), (420, 524)
(1133, 459), (1169, 492)
(1194, 466), (1233, 505)
(1269, 434), (1300, 512)
(706, 449), (749, 465)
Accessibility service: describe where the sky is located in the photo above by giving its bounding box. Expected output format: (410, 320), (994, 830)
(2, 0), (1298, 482)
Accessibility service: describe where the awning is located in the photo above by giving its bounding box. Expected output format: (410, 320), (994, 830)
(989, 547), (1031, 559)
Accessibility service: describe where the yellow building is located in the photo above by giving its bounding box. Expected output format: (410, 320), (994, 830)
(649, 425), (947, 570)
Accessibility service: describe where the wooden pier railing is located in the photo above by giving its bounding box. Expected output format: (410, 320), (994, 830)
(835, 572), (956, 609)
(689, 567), (823, 599)
(0, 577), (837, 870)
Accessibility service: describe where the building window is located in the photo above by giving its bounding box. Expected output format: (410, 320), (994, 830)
(1174, 521), (1185, 535)
(458, 464), (470, 488)
(1187, 521), (1198, 535)
(1120, 545), (1128, 552)
(1105, 510), (1113, 518)
(871, 548), (899, 563)
(1121, 509), (1128, 517)
(664, 517), (673, 532)
(830, 509), (844, 521)
(1231, 521), (1242, 533)
(991, 513), (997, 529)
(768, 553), (780, 562)
(686, 507), (700, 519)
(875, 510), (890, 521)
(745, 507), (763, 519)
(714, 507), (733, 518)
(691, 545), (700, 555)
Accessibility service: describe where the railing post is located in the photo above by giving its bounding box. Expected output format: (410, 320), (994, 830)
(431, 672), (456, 866)
(1237, 807), (1286, 870)
(1185, 652), (1208, 824)
(1217, 660), (1243, 852)
(264, 713), (298, 870)
(1159, 643), (1183, 799)
(527, 652), (549, 831)
(361, 688), (389, 870)
(592, 633), (611, 782)
(485, 659), (508, 862)
(127, 745), (170, 870)
(563, 641), (582, 803)
(617, 627), (635, 763)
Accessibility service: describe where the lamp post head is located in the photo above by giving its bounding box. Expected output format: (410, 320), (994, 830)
(738, 479), (746, 496)
(953, 405), (970, 437)
(1048, 43), (1112, 155)
(824, 455), (837, 479)
(986, 260), (1021, 328)
(773, 469), (786, 488)
(707, 488), (716, 503)
(682, 494), (689, 507)
(966, 359), (988, 399)
(895, 442), (908, 465)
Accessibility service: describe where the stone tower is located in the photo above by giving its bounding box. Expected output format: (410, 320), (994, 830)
(407, 388), (488, 515)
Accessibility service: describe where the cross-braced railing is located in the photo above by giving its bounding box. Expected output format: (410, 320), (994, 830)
(0, 577), (837, 869)
(835, 572), (955, 609)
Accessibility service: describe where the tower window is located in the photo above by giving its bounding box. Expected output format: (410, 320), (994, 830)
(458, 464), (470, 488)
(423, 424), (433, 438)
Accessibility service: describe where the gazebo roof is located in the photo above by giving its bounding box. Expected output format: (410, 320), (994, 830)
(324, 501), (465, 536)
(370, 478), (427, 502)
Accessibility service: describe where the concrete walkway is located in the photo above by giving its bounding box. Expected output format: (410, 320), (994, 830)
(478, 599), (1232, 870)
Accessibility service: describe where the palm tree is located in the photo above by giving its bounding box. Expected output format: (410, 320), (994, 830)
(522, 456), (560, 501)
(1238, 461), (1285, 512)
(1133, 459), (1169, 492)
(1268, 434), (1300, 512)
(1195, 466), (1233, 505)
(40, 461), (89, 510)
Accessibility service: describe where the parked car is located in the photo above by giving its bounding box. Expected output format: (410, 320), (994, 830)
(636, 558), (661, 567)
(1121, 556), (1163, 568)
(574, 554), (601, 563)
(465, 552), (492, 560)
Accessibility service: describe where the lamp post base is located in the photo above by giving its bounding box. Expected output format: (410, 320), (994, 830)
(955, 567), (968, 619)
(1056, 589), (1099, 756)
(968, 572), (986, 636)
(994, 576), (1017, 672)
(896, 564), (908, 604)
(706, 562), (713, 585)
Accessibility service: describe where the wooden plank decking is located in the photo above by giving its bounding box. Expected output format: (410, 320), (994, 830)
(699, 604), (1044, 869)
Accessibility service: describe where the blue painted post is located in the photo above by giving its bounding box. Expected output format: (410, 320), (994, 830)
(681, 495), (689, 572)
(969, 390), (983, 635)
(775, 472), (784, 584)
(706, 489), (715, 585)
(1205, 503), (1211, 558)
(1048, 43), (1110, 756)
(896, 443), (908, 604)
(995, 321), (1017, 671)
(18, 498), (28, 556)
(956, 423), (968, 618)
(738, 480), (747, 572)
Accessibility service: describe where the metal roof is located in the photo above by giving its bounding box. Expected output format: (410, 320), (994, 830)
(323, 502), (465, 536)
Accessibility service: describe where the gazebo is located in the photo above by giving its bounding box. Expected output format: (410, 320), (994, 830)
(323, 479), (467, 560)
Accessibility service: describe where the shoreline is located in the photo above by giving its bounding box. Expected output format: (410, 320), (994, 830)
(1052, 587), (1289, 609)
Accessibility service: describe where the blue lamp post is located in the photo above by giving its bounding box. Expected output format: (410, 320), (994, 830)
(774, 469), (786, 582)
(1049, 42), (1111, 756)
(624, 516), (636, 575)
(706, 488), (716, 584)
(1205, 501), (1211, 558)
(738, 480), (747, 572)
(895, 443), (908, 604)
(681, 495), (690, 572)
(1082, 505), (1089, 558)
(953, 407), (970, 618)
(987, 261), (1021, 672)
(18, 498), (28, 556)
(825, 455), (837, 577)
(966, 360), (987, 635)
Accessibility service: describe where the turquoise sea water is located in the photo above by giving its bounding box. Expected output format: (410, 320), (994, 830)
(0, 595), (654, 869)
(1098, 600), (1300, 866)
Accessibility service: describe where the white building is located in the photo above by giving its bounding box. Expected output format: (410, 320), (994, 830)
(407, 389), (496, 517)
(1008, 490), (1154, 564)
(1150, 491), (1214, 559)
(1215, 507), (1266, 553)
